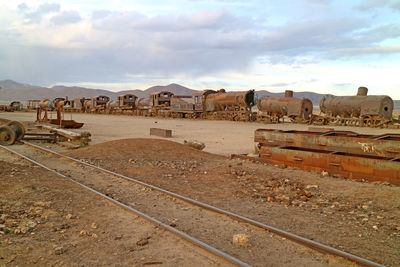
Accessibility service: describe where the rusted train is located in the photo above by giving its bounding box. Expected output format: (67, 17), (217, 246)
(318, 87), (394, 127)
(37, 86), (396, 128)
(257, 90), (313, 123)
(135, 89), (256, 121)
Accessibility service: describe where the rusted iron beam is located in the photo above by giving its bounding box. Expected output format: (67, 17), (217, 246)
(257, 146), (400, 185)
(255, 129), (400, 158)
(150, 128), (172, 138)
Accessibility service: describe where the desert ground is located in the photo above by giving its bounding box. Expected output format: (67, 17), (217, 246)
(1, 111), (400, 266)
(1, 111), (399, 155)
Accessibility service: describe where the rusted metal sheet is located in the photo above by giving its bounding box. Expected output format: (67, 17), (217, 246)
(257, 146), (400, 185)
(255, 129), (400, 158)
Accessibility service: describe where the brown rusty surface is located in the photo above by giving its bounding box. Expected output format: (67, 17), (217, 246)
(319, 90), (393, 119)
(255, 129), (400, 158)
(257, 96), (313, 121)
(239, 145), (400, 185)
(204, 89), (255, 111)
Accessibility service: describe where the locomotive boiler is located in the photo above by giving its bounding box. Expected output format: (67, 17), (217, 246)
(319, 87), (394, 126)
(257, 90), (313, 122)
(202, 89), (256, 121)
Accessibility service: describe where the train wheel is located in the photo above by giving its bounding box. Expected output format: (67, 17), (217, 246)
(6, 121), (25, 140)
(0, 126), (17, 145)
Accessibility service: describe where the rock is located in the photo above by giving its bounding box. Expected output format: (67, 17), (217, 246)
(321, 171), (329, 177)
(54, 246), (64, 255)
(0, 224), (5, 229)
(34, 201), (51, 207)
(305, 185), (319, 189)
(79, 230), (87, 236)
(183, 140), (205, 151)
(24, 220), (37, 229)
(91, 233), (98, 238)
(233, 234), (249, 245)
(65, 214), (74, 220)
(91, 223), (98, 229)
(136, 238), (149, 246)
(373, 225), (378, 230)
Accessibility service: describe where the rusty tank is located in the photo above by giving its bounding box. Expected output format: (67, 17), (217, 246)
(319, 87), (394, 120)
(257, 90), (313, 122)
(204, 89), (255, 111)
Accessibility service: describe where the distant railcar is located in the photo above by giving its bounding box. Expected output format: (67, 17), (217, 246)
(257, 90), (313, 122)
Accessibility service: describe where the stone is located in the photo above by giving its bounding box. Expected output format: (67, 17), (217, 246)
(79, 230), (87, 236)
(136, 238), (149, 246)
(65, 214), (74, 220)
(91, 233), (98, 238)
(321, 171), (329, 177)
(91, 223), (98, 229)
(232, 234), (249, 245)
(54, 247), (64, 255)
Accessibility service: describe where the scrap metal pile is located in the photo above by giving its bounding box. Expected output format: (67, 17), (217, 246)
(252, 128), (400, 185)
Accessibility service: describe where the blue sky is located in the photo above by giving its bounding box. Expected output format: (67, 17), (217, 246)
(1, 0), (400, 98)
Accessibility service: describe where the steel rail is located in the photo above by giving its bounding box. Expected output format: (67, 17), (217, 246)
(23, 141), (384, 267)
(0, 144), (251, 267)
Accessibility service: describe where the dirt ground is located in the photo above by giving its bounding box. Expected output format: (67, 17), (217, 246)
(1, 111), (399, 266)
(1, 111), (399, 155)
(63, 138), (400, 266)
(0, 152), (234, 267)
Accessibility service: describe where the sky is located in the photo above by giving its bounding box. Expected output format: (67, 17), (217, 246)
(1, 0), (400, 98)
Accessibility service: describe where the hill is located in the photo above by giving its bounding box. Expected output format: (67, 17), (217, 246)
(0, 80), (197, 101)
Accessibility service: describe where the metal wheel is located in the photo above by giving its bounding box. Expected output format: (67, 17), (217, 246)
(0, 126), (17, 145)
(6, 121), (25, 140)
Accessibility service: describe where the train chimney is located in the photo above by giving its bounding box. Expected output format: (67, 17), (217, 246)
(284, 90), (293, 98)
(357, 87), (368, 96)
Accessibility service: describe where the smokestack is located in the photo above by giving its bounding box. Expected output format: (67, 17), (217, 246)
(285, 90), (293, 98)
(357, 87), (368, 96)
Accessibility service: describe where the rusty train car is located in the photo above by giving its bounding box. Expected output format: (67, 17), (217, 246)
(85, 95), (110, 113)
(319, 87), (394, 127)
(168, 89), (256, 121)
(257, 90), (313, 123)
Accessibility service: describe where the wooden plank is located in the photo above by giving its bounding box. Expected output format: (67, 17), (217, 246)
(150, 128), (172, 138)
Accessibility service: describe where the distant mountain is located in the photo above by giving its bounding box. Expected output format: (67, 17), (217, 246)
(0, 80), (197, 101)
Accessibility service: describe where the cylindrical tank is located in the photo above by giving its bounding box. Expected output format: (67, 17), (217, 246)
(320, 93), (393, 119)
(257, 96), (313, 120)
(204, 90), (255, 111)
(39, 99), (54, 109)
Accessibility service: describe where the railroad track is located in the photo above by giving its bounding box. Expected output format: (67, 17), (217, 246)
(1, 142), (384, 267)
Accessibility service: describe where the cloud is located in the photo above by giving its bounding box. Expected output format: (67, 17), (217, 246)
(332, 45), (400, 57)
(2, 2), (400, 87)
(51, 10), (81, 25)
(357, 0), (400, 11)
(23, 3), (61, 24)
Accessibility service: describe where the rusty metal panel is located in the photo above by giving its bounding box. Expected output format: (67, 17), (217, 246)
(255, 129), (400, 158)
(258, 146), (400, 185)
